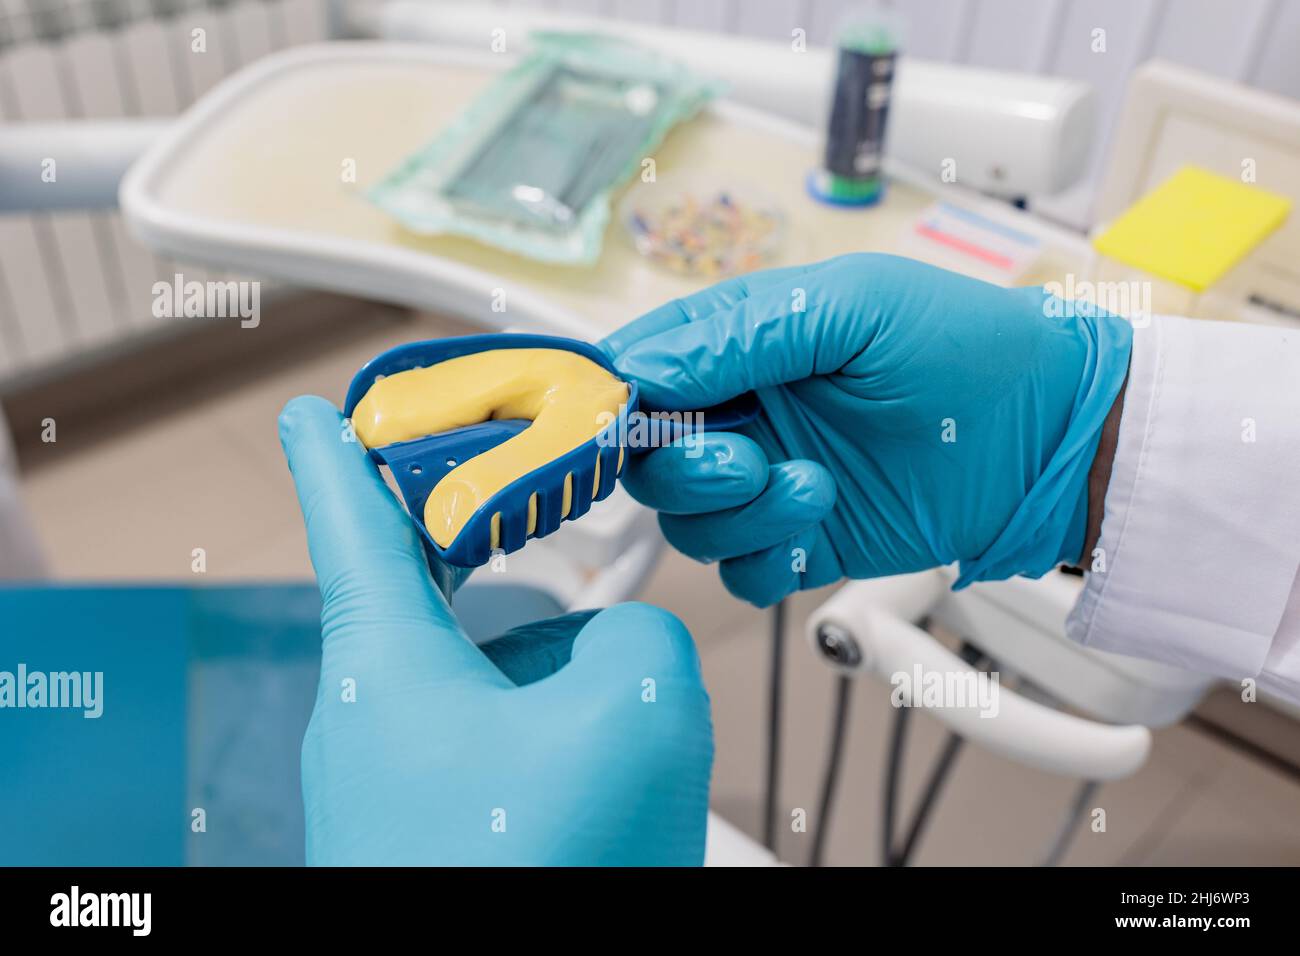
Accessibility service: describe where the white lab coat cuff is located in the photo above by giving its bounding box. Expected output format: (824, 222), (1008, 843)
(1067, 315), (1300, 681)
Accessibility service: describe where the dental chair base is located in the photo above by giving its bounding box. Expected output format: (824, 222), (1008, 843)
(806, 568), (1212, 864)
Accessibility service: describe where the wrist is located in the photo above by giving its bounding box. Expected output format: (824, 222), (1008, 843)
(1078, 371), (1127, 568)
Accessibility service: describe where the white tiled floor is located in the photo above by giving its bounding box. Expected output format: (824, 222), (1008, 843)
(14, 305), (1300, 866)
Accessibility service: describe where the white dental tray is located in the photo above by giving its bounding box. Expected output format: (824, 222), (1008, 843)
(120, 42), (943, 338)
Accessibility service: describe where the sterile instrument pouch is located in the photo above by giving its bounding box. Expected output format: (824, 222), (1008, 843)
(367, 33), (721, 265)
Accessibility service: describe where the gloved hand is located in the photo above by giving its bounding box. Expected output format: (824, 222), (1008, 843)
(278, 395), (712, 865)
(601, 254), (1132, 606)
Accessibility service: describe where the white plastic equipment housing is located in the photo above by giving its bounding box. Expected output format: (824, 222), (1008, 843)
(804, 570), (1212, 781)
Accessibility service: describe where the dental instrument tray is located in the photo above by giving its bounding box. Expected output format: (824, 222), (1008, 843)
(366, 33), (721, 265)
(345, 333), (758, 568)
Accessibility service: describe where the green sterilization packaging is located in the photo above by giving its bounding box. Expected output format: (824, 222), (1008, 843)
(367, 33), (722, 265)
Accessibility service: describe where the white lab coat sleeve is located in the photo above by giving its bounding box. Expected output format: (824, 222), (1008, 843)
(1066, 314), (1300, 701)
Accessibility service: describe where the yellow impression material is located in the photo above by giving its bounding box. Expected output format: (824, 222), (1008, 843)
(351, 348), (629, 549)
(1092, 166), (1291, 292)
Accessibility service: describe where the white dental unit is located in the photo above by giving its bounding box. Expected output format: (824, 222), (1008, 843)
(9, 0), (1300, 865)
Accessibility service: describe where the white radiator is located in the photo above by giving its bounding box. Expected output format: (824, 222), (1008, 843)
(0, 0), (328, 385)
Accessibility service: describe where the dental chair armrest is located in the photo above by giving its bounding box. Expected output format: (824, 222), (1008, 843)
(0, 119), (169, 213)
(807, 574), (1152, 781)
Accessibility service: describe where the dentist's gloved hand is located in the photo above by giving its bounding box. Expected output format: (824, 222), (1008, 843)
(601, 254), (1132, 606)
(278, 396), (712, 865)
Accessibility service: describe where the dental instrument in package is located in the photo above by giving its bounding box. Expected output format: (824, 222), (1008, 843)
(345, 334), (758, 569)
(807, 7), (903, 207)
(367, 34), (722, 265)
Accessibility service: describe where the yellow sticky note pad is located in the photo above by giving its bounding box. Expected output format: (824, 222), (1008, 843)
(1092, 166), (1290, 292)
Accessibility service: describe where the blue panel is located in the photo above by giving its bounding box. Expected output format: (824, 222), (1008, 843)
(0, 586), (190, 865)
(0, 584), (325, 866)
(185, 585), (322, 867)
(0, 582), (569, 865)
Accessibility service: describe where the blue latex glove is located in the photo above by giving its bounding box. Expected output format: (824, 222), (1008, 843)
(278, 396), (712, 865)
(601, 254), (1132, 606)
